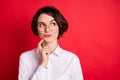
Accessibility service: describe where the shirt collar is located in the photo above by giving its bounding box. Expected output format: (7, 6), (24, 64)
(52, 45), (62, 57)
(36, 45), (63, 57)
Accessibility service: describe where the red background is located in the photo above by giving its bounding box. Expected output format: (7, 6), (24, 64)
(0, 0), (120, 80)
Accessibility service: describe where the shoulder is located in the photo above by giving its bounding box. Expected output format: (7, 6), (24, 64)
(61, 48), (80, 61)
(20, 48), (39, 60)
(60, 48), (81, 67)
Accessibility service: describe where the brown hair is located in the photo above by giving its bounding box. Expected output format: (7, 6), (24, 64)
(31, 6), (68, 39)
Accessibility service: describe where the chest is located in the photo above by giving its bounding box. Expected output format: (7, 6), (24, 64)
(48, 56), (73, 80)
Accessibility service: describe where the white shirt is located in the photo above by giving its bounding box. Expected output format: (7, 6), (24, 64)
(19, 45), (83, 80)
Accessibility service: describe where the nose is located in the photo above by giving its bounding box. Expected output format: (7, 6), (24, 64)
(45, 26), (51, 32)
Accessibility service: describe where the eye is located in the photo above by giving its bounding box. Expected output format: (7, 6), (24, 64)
(38, 23), (45, 28)
(50, 22), (57, 26)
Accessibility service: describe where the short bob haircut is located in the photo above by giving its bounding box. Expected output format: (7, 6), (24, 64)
(31, 6), (68, 39)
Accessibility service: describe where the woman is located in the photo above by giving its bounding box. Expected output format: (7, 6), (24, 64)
(19, 6), (83, 80)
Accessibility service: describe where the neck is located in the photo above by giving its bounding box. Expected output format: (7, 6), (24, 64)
(42, 40), (58, 53)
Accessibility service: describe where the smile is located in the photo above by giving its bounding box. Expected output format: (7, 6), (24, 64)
(43, 34), (52, 38)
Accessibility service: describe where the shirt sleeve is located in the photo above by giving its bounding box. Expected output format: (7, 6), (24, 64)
(71, 55), (84, 80)
(18, 54), (49, 80)
(18, 54), (29, 80)
(31, 66), (48, 80)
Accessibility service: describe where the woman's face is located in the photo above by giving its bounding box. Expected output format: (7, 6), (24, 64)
(37, 13), (59, 43)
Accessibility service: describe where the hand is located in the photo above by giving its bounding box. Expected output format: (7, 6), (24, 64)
(38, 40), (50, 68)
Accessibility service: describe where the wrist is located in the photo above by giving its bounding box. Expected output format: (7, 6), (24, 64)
(40, 61), (48, 68)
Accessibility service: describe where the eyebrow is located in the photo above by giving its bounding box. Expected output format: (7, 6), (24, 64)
(37, 20), (56, 24)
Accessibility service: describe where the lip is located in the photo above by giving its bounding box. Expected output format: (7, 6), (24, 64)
(43, 34), (52, 38)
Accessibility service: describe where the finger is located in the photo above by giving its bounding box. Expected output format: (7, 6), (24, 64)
(38, 40), (44, 49)
(46, 53), (48, 56)
(42, 49), (50, 56)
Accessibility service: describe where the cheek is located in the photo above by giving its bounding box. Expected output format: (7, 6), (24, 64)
(38, 30), (43, 38)
(54, 29), (59, 38)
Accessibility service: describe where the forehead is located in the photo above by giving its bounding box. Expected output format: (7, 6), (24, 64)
(37, 13), (55, 23)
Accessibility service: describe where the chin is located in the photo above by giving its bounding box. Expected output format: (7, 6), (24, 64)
(44, 38), (57, 43)
(44, 39), (53, 42)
